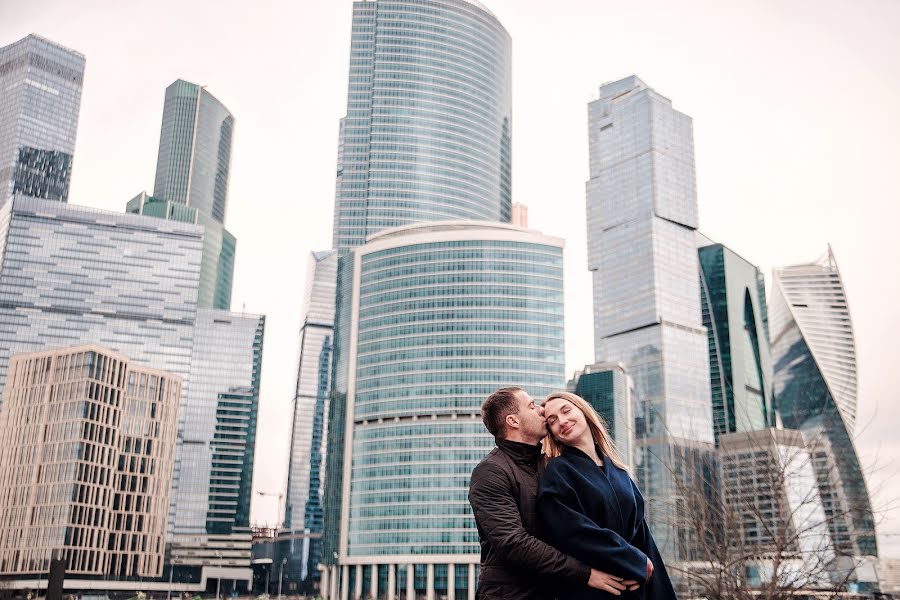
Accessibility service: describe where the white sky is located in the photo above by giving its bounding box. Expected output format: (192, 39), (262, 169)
(3, 0), (899, 557)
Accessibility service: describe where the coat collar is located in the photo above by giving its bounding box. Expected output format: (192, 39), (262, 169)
(562, 443), (605, 465)
(495, 438), (543, 467)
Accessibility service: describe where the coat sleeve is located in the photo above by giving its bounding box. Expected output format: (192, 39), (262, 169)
(469, 461), (589, 584)
(537, 465), (649, 582)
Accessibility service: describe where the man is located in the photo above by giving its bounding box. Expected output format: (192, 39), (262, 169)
(469, 387), (636, 600)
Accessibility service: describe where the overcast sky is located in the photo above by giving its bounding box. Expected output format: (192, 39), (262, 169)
(4, 0), (899, 557)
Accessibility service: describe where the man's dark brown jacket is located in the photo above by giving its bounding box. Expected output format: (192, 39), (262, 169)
(469, 438), (590, 600)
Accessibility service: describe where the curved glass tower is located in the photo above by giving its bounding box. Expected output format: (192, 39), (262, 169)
(149, 80), (236, 310)
(322, 2), (513, 590)
(770, 246), (877, 556)
(331, 0), (512, 251)
(333, 221), (564, 599)
(698, 241), (774, 442)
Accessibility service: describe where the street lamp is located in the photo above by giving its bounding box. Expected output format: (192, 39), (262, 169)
(278, 557), (287, 600)
(215, 551), (222, 600)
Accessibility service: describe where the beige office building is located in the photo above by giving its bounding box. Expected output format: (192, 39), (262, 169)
(0, 345), (180, 578)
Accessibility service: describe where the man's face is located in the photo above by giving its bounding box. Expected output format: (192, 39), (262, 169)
(512, 390), (547, 443)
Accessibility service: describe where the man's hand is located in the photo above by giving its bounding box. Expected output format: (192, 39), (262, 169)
(587, 569), (638, 595)
(646, 558), (654, 580)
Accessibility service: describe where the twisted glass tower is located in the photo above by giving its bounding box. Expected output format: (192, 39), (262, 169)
(770, 247), (877, 557)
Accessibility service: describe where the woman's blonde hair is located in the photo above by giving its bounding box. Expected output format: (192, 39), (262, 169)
(541, 391), (628, 470)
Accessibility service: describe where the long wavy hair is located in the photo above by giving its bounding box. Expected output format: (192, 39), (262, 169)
(541, 391), (628, 471)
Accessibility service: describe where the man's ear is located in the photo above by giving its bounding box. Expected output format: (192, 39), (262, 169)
(505, 413), (519, 430)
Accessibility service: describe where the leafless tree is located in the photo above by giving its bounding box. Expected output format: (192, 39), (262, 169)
(649, 427), (878, 600)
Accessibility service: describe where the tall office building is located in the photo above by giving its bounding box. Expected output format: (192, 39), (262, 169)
(567, 363), (634, 467)
(330, 0), (512, 251)
(0, 345), (180, 579)
(170, 309), (265, 576)
(770, 247), (877, 556)
(0, 196), (203, 396)
(323, 0), (514, 577)
(0, 34), (85, 206)
(324, 221), (564, 600)
(284, 250), (338, 584)
(586, 76), (713, 561)
(698, 240), (774, 442)
(148, 79), (237, 309)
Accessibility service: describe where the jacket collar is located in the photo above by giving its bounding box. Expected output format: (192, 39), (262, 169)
(562, 443), (605, 464)
(496, 437), (543, 467)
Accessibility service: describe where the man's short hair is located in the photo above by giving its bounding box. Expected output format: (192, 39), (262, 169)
(481, 387), (524, 437)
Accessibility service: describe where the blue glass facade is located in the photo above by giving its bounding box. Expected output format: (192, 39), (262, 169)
(568, 363), (633, 464)
(331, 0), (512, 251)
(323, 0), (514, 574)
(340, 222), (564, 566)
(697, 242), (774, 443)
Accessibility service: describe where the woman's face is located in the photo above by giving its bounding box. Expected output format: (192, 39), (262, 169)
(543, 397), (589, 445)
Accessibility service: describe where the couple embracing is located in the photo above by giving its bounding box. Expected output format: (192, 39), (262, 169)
(468, 387), (677, 600)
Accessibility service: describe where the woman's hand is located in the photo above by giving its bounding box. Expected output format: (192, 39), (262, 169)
(587, 569), (638, 595)
(646, 558), (654, 581)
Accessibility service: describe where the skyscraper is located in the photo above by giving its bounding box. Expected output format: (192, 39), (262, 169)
(698, 241), (774, 442)
(170, 309), (265, 577)
(330, 0), (512, 251)
(323, 0), (514, 577)
(567, 362), (634, 466)
(0, 34), (85, 206)
(0, 196), (203, 396)
(329, 221), (564, 600)
(0, 345), (180, 579)
(284, 250), (338, 583)
(770, 247), (877, 556)
(147, 79), (237, 309)
(586, 76), (713, 561)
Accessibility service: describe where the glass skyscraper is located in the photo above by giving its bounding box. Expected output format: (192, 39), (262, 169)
(586, 76), (713, 562)
(330, 0), (512, 251)
(567, 363), (634, 467)
(284, 249), (338, 584)
(0, 196), (203, 396)
(170, 309), (265, 575)
(148, 79), (237, 310)
(326, 221), (564, 600)
(770, 247), (877, 556)
(0, 34), (85, 206)
(698, 240), (774, 442)
(323, 0), (514, 582)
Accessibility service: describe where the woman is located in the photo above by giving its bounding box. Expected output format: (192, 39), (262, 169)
(537, 392), (677, 600)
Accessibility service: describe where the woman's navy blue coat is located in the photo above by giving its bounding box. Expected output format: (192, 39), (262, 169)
(537, 446), (677, 600)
